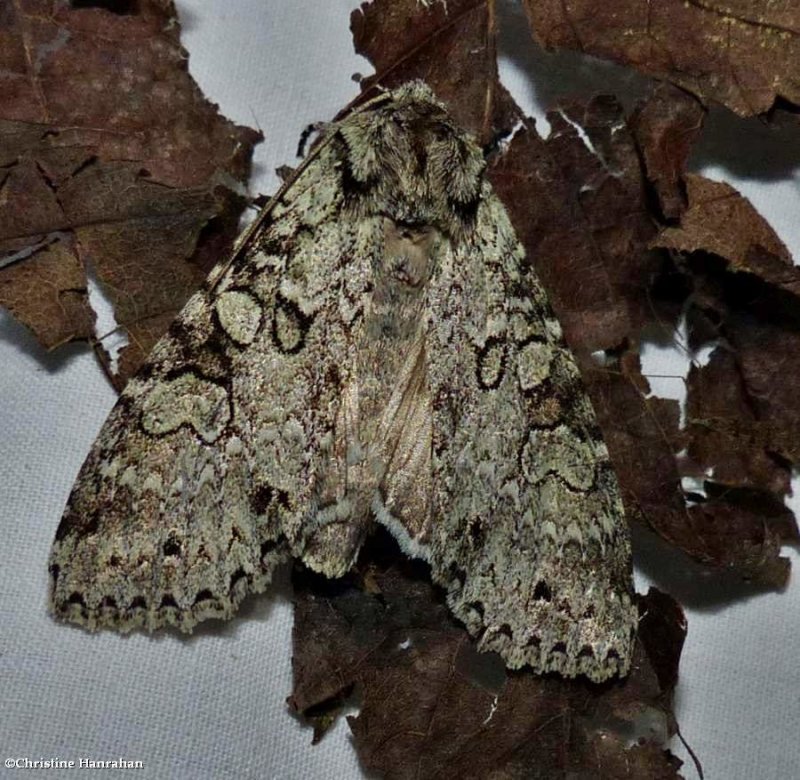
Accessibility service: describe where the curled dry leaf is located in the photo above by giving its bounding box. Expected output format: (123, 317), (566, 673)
(0, 0), (260, 387)
(522, 0), (800, 116)
(290, 537), (686, 780)
(588, 351), (792, 586)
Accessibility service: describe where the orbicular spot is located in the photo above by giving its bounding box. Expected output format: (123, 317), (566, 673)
(476, 336), (506, 389)
(517, 342), (553, 391)
(272, 293), (312, 354)
(140, 373), (230, 443)
(215, 290), (263, 345)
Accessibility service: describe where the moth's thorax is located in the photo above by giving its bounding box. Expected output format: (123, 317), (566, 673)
(337, 88), (485, 239)
(380, 218), (438, 291)
(365, 218), (441, 336)
(358, 218), (440, 420)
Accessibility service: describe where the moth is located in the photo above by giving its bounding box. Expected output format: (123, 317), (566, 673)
(48, 82), (636, 683)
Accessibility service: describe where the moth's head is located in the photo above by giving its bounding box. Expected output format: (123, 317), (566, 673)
(336, 82), (486, 241)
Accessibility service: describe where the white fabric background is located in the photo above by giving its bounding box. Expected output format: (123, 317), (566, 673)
(2, 2), (799, 778)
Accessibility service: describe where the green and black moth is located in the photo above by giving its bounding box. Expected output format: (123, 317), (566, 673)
(49, 83), (636, 683)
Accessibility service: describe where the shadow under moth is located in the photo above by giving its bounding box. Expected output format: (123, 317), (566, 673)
(48, 82), (636, 683)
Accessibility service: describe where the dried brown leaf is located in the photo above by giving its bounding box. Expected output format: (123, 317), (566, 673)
(629, 84), (706, 220)
(692, 489), (796, 578)
(522, 0), (800, 116)
(688, 263), (800, 471)
(594, 306), (795, 587)
(0, 0), (260, 387)
(655, 174), (800, 296)
(290, 538), (686, 780)
(0, 237), (94, 349)
(641, 172), (800, 583)
(351, 0), (520, 145)
(684, 348), (791, 496)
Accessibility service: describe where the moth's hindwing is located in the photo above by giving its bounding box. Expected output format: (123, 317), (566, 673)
(49, 82), (636, 682)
